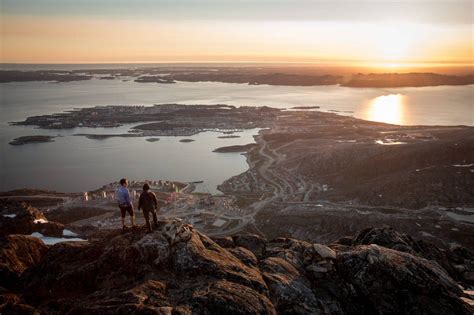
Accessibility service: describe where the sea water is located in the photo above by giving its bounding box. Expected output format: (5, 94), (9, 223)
(1, 79), (472, 193)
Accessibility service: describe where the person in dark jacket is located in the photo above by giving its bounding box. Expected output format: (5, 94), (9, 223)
(138, 183), (159, 232)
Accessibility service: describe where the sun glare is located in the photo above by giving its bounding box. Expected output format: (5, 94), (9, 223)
(366, 94), (406, 125)
(372, 24), (419, 63)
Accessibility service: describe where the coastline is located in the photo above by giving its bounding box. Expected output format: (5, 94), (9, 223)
(2, 104), (473, 249)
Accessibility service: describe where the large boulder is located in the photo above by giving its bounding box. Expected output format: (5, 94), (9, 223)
(0, 235), (48, 290)
(228, 247), (258, 267)
(233, 234), (267, 257)
(261, 256), (321, 314)
(171, 228), (268, 294)
(63, 280), (173, 315)
(350, 226), (474, 287)
(211, 236), (235, 248)
(337, 244), (472, 314)
(352, 226), (415, 250)
(186, 280), (276, 315)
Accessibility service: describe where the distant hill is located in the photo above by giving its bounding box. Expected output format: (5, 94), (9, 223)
(343, 72), (474, 87)
(2, 68), (473, 87)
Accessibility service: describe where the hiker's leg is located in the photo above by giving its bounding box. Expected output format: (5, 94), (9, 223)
(151, 210), (158, 228)
(127, 206), (136, 227)
(144, 210), (152, 232)
(120, 206), (127, 229)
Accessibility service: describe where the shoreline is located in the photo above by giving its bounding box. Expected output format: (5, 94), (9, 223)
(3, 104), (473, 249)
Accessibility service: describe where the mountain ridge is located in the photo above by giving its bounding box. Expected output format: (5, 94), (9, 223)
(1, 201), (473, 314)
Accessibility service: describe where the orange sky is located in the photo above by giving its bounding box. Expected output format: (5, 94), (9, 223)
(1, 1), (473, 68)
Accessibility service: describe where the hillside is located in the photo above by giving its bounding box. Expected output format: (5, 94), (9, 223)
(1, 201), (473, 314)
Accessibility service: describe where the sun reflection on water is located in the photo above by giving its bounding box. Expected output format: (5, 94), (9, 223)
(366, 94), (406, 125)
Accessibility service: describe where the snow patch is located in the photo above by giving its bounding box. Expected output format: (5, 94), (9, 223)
(420, 231), (434, 237)
(63, 229), (79, 237)
(336, 140), (356, 143)
(375, 140), (407, 145)
(30, 232), (85, 245)
(212, 218), (227, 227)
(3, 214), (16, 218)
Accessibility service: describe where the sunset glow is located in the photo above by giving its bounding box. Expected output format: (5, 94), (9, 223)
(1, 0), (473, 69)
(366, 94), (406, 125)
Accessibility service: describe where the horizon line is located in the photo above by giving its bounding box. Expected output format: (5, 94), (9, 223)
(2, 61), (473, 67)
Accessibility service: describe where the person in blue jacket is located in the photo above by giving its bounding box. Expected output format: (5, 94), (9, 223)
(116, 178), (136, 230)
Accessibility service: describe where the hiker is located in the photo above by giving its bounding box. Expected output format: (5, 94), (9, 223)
(138, 183), (159, 233)
(116, 178), (136, 230)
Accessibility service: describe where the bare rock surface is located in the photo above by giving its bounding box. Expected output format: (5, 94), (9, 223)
(0, 200), (64, 237)
(0, 235), (48, 290)
(0, 218), (473, 314)
(344, 226), (474, 288)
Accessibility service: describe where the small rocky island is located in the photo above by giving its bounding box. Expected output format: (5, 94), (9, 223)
(146, 137), (160, 142)
(134, 75), (176, 84)
(9, 135), (55, 146)
(291, 106), (320, 109)
(218, 135), (241, 139)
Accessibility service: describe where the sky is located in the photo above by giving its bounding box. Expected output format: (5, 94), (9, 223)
(1, 0), (473, 67)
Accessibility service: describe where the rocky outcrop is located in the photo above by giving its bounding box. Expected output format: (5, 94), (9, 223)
(337, 244), (468, 314)
(0, 200), (64, 237)
(0, 199), (64, 237)
(1, 220), (473, 314)
(341, 226), (474, 287)
(0, 235), (48, 290)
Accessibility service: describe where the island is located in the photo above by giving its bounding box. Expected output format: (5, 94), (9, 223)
(12, 104), (277, 136)
(2, 67), (473, 87)
(0, 70), (92, 83)
(9, 135), (56, 145)
(75, 133), (138, 140)
(291, 106), (321, 109)
(134, 76), (176, 84)
(146, 137), (160, 142)
(179, 139), (195, 143)
(213, 143), (257, 153)
(217, 135), (241, 139)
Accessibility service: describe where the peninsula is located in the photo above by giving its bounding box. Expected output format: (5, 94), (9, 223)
(10, 104), (474, 250)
